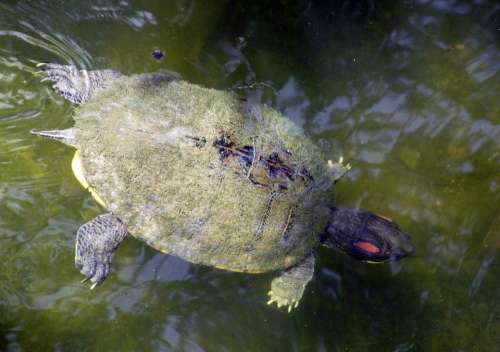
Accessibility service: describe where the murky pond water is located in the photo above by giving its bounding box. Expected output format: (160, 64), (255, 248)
(1, 1), (499, 351)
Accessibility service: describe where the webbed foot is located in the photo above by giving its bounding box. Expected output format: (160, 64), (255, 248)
(75, 213), (128, 289)
(327, 156), (351, 182)
(36, 62), (121, 104)
(267, 254), (315, 312)
(267, 286), (300, 313)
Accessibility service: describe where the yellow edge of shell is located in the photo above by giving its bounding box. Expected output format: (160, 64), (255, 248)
(71, 150), (107, 208)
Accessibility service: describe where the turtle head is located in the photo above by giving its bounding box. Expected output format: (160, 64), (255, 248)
(321, 207), (415, 263)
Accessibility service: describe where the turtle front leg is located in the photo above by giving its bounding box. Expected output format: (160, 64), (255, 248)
(36, 63), (121, 104)
(267, 253), (315, 312)
(75, 213), (128, 289)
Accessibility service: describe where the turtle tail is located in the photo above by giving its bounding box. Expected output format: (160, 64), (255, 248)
(30, 128), (78, 148)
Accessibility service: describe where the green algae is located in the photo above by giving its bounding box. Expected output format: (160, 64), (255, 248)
(71, 73), (335, 272)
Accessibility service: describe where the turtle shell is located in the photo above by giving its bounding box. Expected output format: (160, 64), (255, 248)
(72, 72), (335, 273)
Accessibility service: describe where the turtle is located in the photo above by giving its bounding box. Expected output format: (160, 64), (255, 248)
(32, 63), (414, 311)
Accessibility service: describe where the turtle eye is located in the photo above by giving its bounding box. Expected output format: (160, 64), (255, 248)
(353, 241), (381, 254)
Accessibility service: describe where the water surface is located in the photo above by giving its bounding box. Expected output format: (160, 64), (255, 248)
(0, 1), (499, 351)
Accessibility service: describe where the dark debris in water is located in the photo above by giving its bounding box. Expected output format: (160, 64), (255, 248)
(152, 49), (165, 61)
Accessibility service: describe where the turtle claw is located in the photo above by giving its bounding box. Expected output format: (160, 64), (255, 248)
(36, 62), (47, 68)
(76, 259), (111, 289)
(80, 276), (91, 284)
(267, 289), (299, 312)
(75, 255), (111, 290)
(80, 275), (99, 290)
(327, 156), (351, 181)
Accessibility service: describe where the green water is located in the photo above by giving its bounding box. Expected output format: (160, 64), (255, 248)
(0, 1), (499, 351)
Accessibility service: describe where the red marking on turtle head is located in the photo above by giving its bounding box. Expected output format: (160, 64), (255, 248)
(354, 241), (381, 254)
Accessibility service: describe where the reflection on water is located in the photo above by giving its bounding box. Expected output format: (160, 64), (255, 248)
(0, 0), (499, 351)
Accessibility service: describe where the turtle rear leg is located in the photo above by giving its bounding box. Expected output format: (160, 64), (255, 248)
(75, 213), (128, 289)
(37, 63), (121, 104)
(267, 253), (315, 312)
